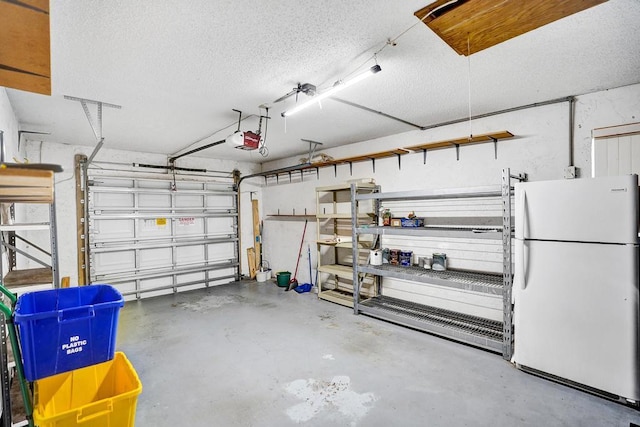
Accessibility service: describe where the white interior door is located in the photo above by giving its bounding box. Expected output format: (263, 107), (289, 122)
(592, 122), (640, 177)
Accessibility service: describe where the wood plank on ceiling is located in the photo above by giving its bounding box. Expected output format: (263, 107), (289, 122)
(0, 0), (51, 95)
(414, 0), (608, 56)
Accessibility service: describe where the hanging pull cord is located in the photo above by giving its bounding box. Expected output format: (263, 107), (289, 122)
(258, 107), (270, 157)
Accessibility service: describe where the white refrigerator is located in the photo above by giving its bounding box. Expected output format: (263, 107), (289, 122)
(513, 174), (640, 404)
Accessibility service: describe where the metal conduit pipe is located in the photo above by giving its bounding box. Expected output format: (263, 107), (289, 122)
(568, 96), (575, 167)
(419, 96), (574, 131)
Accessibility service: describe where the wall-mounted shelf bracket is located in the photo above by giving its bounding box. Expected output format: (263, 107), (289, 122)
(492, 137), (498, 159)
(510, 172), (527, 182)
(423, 149), (427, 165)
(302, 139), (323, 163)
(455, 144), (461, 161)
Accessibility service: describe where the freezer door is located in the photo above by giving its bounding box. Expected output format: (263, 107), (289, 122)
(515, 175), (638, 244)
(513, 239), (640, 401)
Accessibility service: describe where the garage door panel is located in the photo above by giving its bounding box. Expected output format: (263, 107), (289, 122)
(138, 194), (171, 207)
(176, 271), (205, 285)
(206, 217), (235, 234)
(93, 192), (134, 208)
(175, 217), (204, 236)
(174, 194), (206, 207)
(92, 219), (134, 240)
(208, 242), (235, 259)
(93, 250), (136, 274)
(139, 247), (172, 268)
(176, 245), (204, 263)
(206, 194), (234, 207)
(87, 168), (240, 299)
(139, 219), (172, 237)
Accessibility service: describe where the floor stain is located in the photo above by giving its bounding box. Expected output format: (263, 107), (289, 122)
(357, 322), (384, 336)
(318, 312), (334, 321)
(175, 294), (242, 312)
(285, 376), (376, 425)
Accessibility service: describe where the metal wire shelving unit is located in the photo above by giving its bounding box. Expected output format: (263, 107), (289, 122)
(352, 168), (525, 359)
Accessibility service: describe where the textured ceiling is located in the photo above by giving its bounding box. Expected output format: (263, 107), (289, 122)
(6, 0), (640, 164)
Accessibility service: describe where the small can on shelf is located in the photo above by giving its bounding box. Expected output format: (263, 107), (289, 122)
(389, 249), (400, 265)
(399, 250), (413, 266)
(400, 217), (425, 227)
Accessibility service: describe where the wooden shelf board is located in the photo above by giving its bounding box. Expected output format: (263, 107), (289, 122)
(266, 214), (316, 220)
(318, 289), (355, 307)
(404, 131), (514, 152)
(0, 166), (56, 203)
(305, 148), (410, 169)
(318, 264), (353, 276)
(4, 267), (52, 286)
(263, 133), (515, 180)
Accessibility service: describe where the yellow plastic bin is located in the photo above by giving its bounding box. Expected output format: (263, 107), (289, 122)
(33, 352), (142, 427)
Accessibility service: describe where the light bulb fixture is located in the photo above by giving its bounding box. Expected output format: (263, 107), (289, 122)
(281, 64), (381, 118)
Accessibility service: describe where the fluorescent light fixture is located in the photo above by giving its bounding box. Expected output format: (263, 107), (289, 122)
(281, 64), (381, 117)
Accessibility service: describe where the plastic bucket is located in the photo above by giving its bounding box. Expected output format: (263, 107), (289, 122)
(276, 271), (291, 287)
(256, 269), (271, 283)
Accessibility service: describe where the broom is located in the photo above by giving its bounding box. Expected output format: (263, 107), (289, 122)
(287, 219), (308, 291)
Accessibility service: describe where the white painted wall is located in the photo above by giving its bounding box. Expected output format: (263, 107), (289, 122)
(574, 83), (640, 175)
(0, 88), (20, 161)
(0, 88), (22, 282)
(257, 83), (640, 319)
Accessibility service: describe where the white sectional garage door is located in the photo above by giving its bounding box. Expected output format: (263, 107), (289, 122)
(86, 167), (239, 299)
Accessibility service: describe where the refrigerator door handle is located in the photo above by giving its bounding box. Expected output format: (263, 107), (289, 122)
(516, 188), (525, 240)
(516, 239), (527, 290)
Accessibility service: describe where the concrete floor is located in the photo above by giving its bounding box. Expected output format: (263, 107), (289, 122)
(117, 281), (640, 426)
